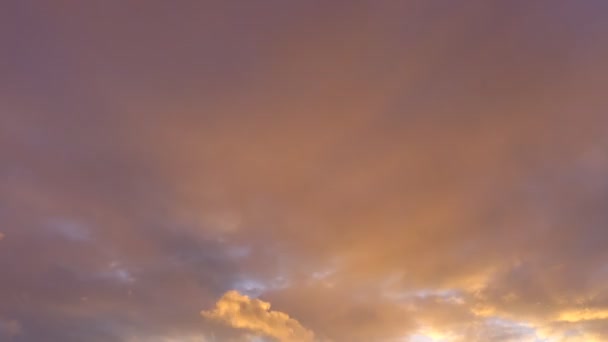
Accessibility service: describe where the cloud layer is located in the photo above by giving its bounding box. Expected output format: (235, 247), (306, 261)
(1, 1), (608, 341)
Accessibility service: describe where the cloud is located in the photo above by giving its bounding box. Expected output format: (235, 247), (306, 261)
(558, 308), (608, 322)
(202, 291), (315, 342)
(0, 319), (21, 337)
(2, 1), (608, 341)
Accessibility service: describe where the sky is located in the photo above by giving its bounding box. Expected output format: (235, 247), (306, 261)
(1, 1), (608, 341)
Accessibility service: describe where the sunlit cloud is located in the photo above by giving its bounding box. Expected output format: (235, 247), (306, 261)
(202, 291), (315, 342)
(1, 1), (608, 341)
(557, 308), (608, 322)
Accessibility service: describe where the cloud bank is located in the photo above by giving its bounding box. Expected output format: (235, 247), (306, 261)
(1, 1), (608, 341)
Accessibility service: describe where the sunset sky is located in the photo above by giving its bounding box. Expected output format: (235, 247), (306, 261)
(2, 1), (608, 341)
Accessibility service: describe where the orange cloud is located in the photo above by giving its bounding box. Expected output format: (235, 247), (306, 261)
(557, 308), (608, 322)
(202, 291), (315, 342)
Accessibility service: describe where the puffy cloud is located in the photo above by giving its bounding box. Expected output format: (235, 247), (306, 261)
(202, 291), (315, 342)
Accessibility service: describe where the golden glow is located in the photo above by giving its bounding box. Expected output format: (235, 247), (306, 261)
(201, 291), (315, 342)
(557, 308), (608, 322)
